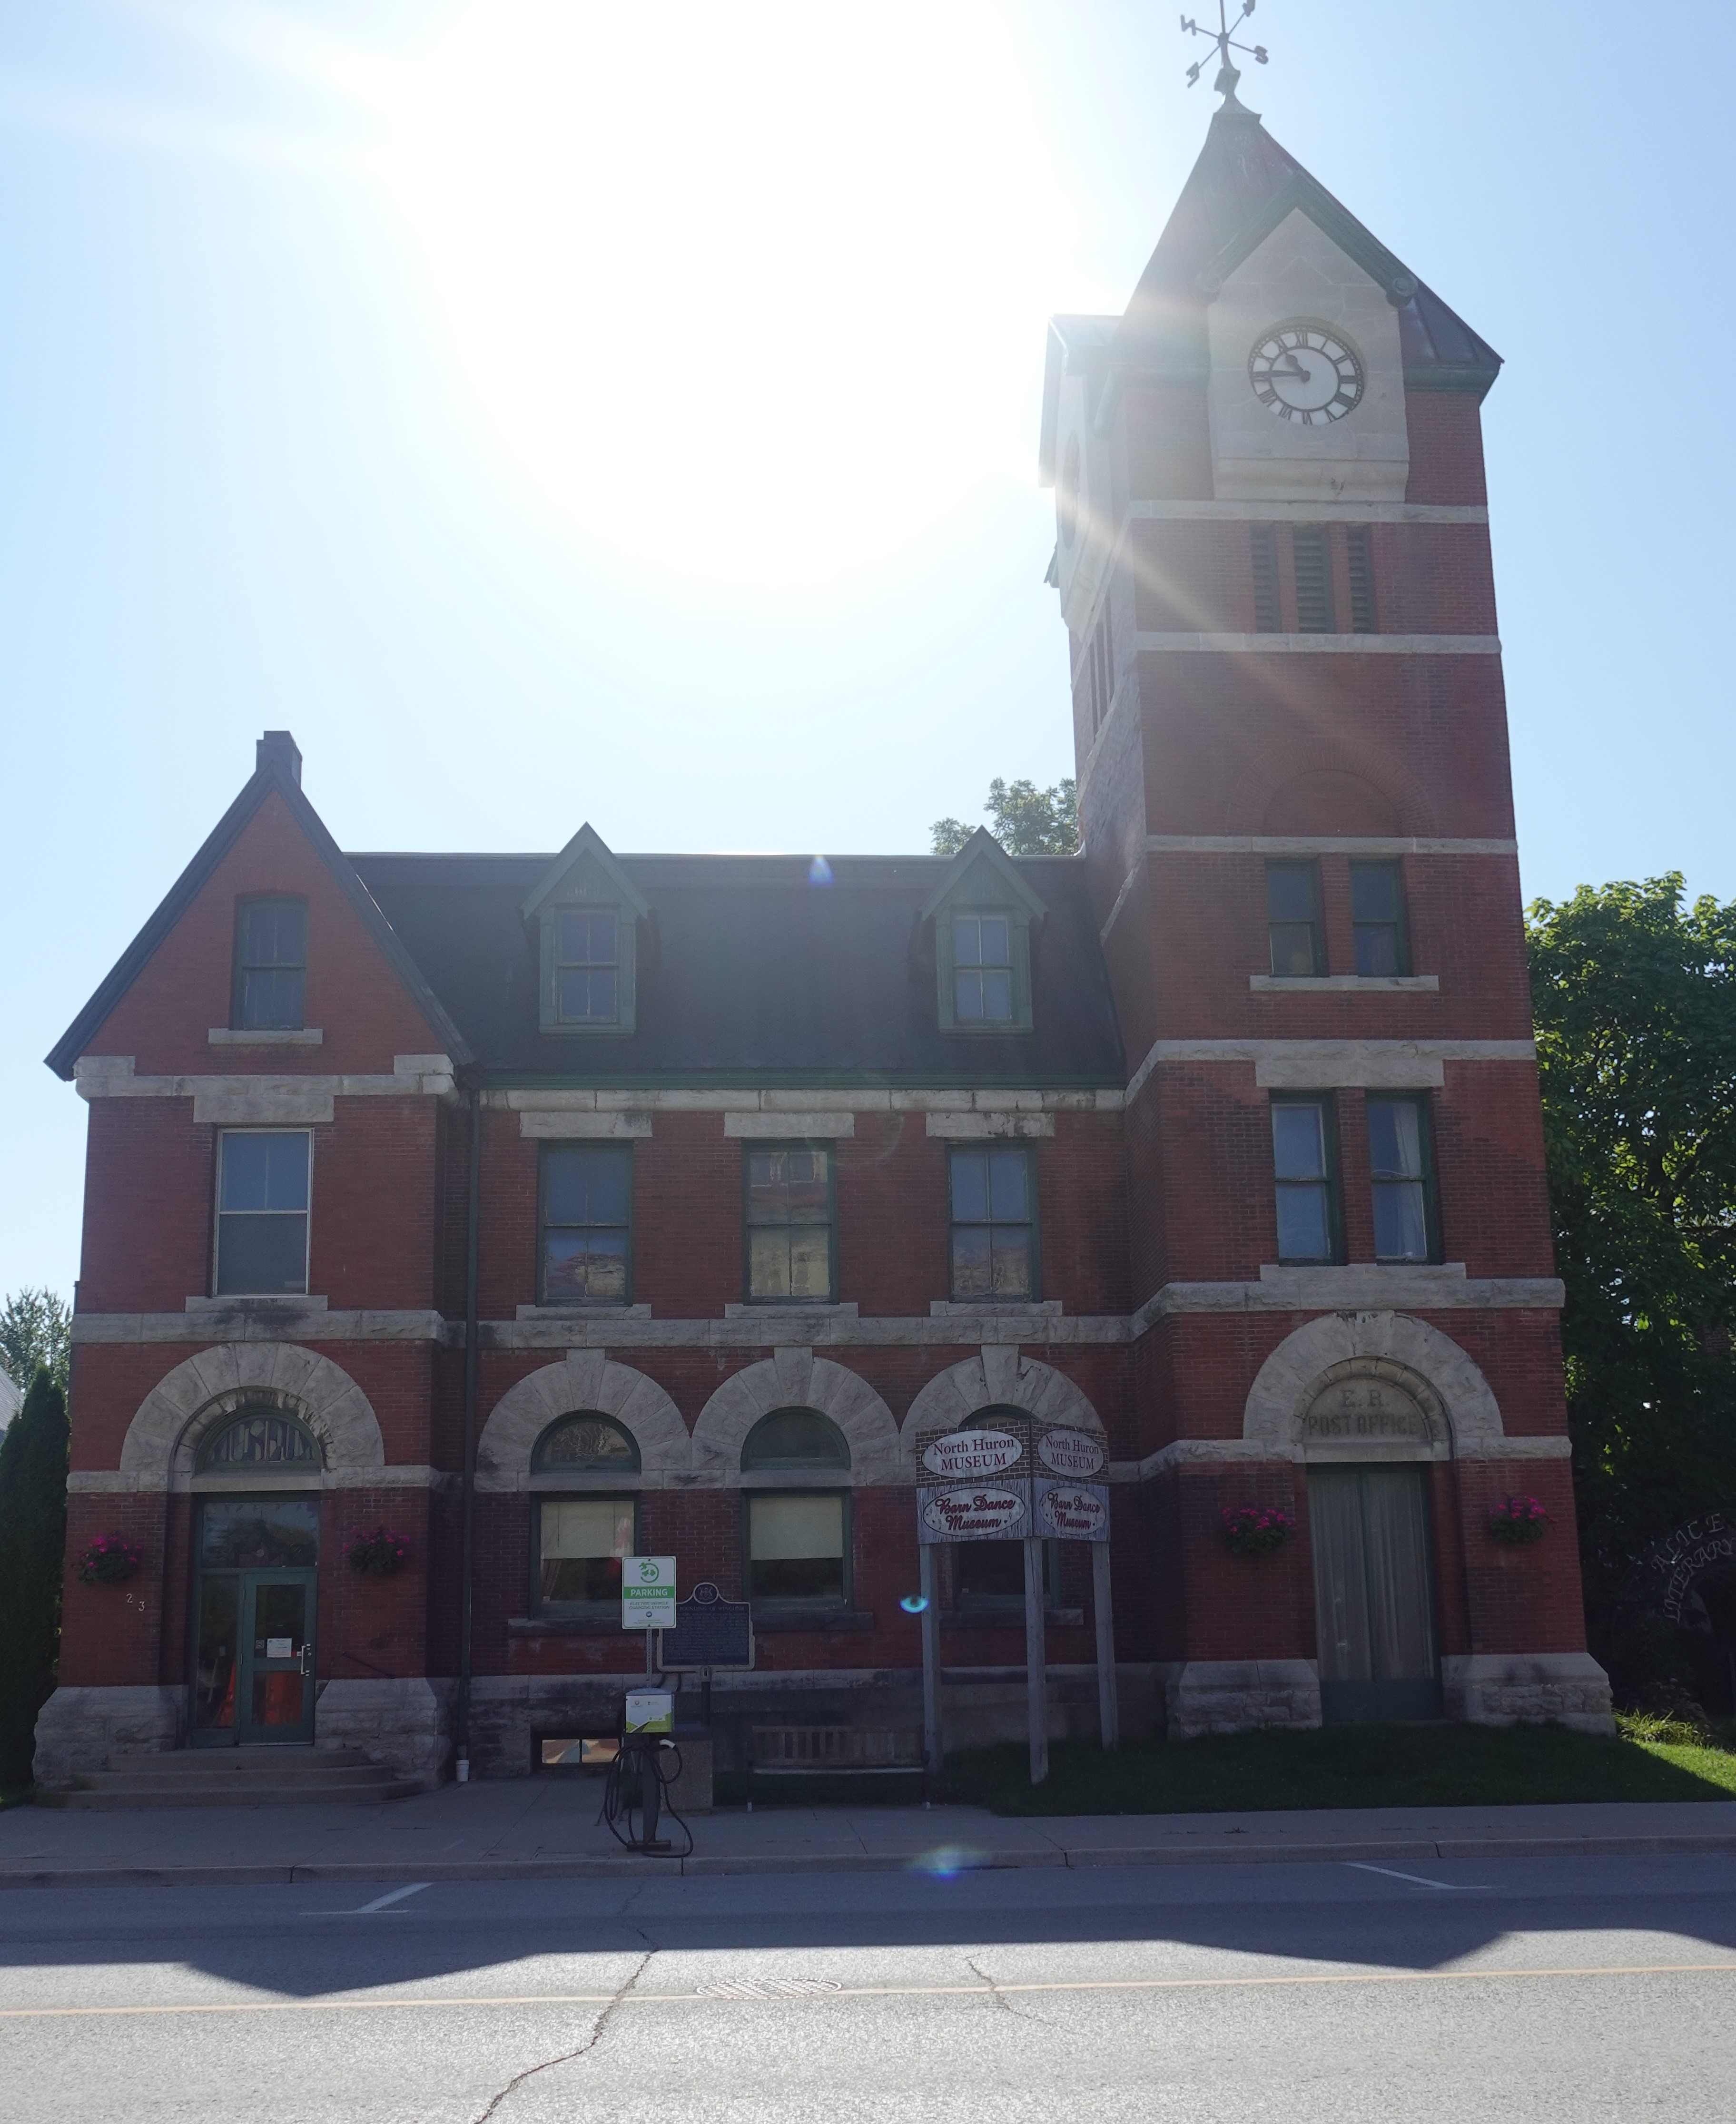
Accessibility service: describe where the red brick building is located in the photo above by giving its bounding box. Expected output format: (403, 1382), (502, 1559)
(34, 95), (1611, 1789)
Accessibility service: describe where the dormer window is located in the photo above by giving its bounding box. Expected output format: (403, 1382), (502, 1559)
(920, 828), (1045, 1037)
(233, 898), (306, 1031)
(521, 824), (650, 1039)
(554, 909), (619, 1024)
(952, 914), (1014, 1023)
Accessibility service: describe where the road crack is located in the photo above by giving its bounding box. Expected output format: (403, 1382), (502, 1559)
(965, 1953), (1050, 2029)
(470, 1949), (652, 2122)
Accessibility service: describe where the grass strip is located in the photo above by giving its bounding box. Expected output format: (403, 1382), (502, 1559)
(936, 1718), (1736, 1816)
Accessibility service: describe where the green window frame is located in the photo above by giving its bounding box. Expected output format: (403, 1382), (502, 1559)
(743, 1143), (837, 1305)
(536, 904), (638, 1036)
(936, 908), (1034, 1034)
(533, 1495), (639, 1616)
(196, 1408), (322, 1474)
(232, 897), (307, 1031)
(1266, 860), (1325, 977)
(1350, 860), (1409, 977)
(532, 1414), (641, 1475)
(539, 1144), (633, 1307)
(948, 1144), (1039, 1303)
(1292, 524), (1336, 632)
(1366, 1094), (1440, 1264)
(742, 1490), (851, 1609)
(214, 1130), (311, 1297)
(1271, 1096), (1342, 1265)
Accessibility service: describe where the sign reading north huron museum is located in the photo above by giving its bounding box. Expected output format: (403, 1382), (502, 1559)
(915, 1419), (1110, 1545)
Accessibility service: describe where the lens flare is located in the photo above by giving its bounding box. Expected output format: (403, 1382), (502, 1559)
(910, 1844), (986, 1880)
(808, 856), (834, 886)
(899, 1593), (929, 1614)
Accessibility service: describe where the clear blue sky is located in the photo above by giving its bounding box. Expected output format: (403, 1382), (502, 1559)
(3, 0), (1731, 1302)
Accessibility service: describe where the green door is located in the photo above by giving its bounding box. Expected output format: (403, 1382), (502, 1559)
(1309, 1464), (1442, 1723)
(192, 1497), (319, 1748)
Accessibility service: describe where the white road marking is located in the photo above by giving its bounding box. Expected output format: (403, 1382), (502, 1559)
(1346, 1863), (1492, 1891)
(300, 1882), (433, 1917)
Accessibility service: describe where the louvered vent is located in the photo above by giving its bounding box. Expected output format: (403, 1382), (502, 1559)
(1250, 525), (1281, 632)
(1292, 527), (1335, 633)
(1347, 525), (1377, 634)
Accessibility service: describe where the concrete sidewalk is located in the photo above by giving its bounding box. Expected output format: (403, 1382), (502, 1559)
(4, 1778), (1736, 1887)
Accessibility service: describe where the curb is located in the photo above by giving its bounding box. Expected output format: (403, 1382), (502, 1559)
(6, 1829), (1736, 1890)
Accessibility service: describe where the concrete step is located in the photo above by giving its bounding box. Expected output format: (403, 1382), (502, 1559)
(34, 1745), (421, 1810)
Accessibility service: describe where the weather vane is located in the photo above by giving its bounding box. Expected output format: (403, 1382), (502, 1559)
(1181, 1), (1269, 102)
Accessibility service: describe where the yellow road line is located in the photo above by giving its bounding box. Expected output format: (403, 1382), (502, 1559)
(4, 1962), (1736, 2021)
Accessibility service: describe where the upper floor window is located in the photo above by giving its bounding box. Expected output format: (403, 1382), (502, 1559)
(1272, 1098), (1340, 1265)
(1351, 862), (1408, 976)
(1266, 861), (1324, 977)
(745, 1146), (835, 1303)
(741, 1408), (850, 1473)
(949, 1145), (1037, 1302)
(1367, 1096), (1437, 1263)
(215, 1131), (310, 1296)
(553, 910), (619, 1025)
(233, 898), (306, 1031)
(541, 1144), (632, 1306)
(953, 914), (1014, 1024)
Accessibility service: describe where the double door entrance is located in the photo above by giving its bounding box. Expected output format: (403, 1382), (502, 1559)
(192, 1497), (319, 1747)
(1309, 1464), (1442, 1723)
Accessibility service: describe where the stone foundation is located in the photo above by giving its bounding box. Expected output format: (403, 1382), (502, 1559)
(313, 1678), (454, 1788)
(1441, 1652), (1615, 1735)
(1161, 1660), (1323, 1738)
(32, 1685), (186, 1788)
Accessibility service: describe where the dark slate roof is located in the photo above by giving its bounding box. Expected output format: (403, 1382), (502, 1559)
(350, 851), (1125, 1086)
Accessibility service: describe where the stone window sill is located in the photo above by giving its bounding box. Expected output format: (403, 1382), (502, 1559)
(516, 1304), (652, 1321)
(724, 1302), (858, 1319)
(929, 1299), (1061, 1318)
(208, 1027), (326, 1046)
(187, 1293), (326, 1313)
(750, 1605), (875, 1633)
(1248, 975), (1440, 993)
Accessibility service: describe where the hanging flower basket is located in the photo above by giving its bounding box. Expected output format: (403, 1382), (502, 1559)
(1489, 1496), (1551, 1546)
(77, 1534), (143, 1585)
(1221, 1505), (1296, 1556)
(345, 1525), (411, 1576)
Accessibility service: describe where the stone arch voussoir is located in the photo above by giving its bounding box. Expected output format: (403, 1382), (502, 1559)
(119, 1343), (386, 1484)
(899, 1348), (1107, 1450)
(691, 1352), (901, 1485)
(1242, 1312), (1504, 1460)
(476, 1351), (691, 1492)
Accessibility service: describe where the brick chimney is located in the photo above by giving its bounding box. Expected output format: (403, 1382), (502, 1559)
(256, 730), (303, 786)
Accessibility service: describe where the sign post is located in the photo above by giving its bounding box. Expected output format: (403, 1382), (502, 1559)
(914, 1419), (1115, 1790)
(622, 1556), (678, 1682)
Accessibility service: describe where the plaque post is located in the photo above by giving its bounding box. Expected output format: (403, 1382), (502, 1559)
(1092, 1540), (1119, 1751)
(1023, 1534), (1048, 1785)
(919, 1544), (941, 1776)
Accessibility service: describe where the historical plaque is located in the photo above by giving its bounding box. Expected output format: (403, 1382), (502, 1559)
(657, 1581), (754, 1671)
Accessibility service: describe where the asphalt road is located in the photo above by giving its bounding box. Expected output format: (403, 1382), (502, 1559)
(3, 1852), (1734, 2122)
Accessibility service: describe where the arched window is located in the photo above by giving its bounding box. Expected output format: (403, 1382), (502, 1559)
(197, 1408), (322, 1473)
(533, 1414), (641, 1475)
(740, 1408), (850, 1473)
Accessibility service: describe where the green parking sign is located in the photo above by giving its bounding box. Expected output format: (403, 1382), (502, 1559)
(621, 1556), (677, 1631)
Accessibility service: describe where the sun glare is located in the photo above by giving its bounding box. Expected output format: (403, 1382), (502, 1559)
(363, 2), (1069, 586)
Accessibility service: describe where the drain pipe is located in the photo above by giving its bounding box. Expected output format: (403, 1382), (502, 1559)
(455, 1083), (482, 1783)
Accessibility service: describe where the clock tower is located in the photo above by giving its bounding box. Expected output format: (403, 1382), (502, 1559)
(1041, 83), (1611, 1732)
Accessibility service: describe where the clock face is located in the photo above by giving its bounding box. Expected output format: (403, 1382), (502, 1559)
(1249, 321), (1365, 425)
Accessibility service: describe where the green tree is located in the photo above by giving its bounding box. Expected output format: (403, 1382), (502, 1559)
(1527, 875), (1736, 1633)
(0, 1288), (71, 1400)
(931, 777), (1080, 858)
(0, 1369), (69, 1789)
